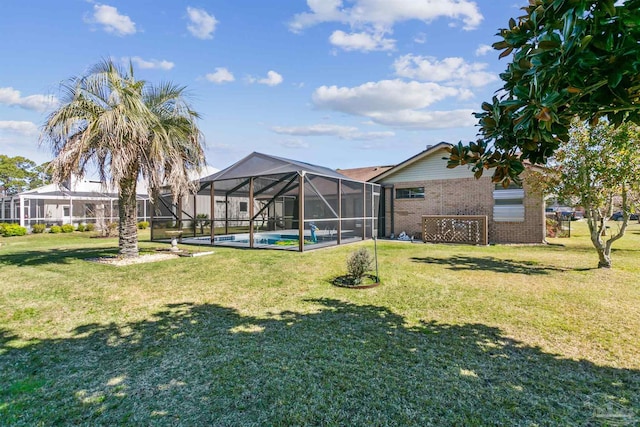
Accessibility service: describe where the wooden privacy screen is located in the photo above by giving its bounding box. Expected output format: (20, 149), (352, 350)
(421, 215), (488, 245)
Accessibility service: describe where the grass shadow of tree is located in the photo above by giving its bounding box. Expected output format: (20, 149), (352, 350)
(1, 300), (638, 425)
(410, 255), (570, 275)
(0, 247), (121, 267)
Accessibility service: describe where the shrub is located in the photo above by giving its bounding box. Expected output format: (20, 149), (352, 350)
(1, 223), (27, 237)
(0, 222), (9, 235)
(61, 224), (75, 233)
(31, 224), (46, 234)
(85, 223), (96, 232)
(102, 221), (118, 237)
(347, 248), (373, 284)
(545, 218), (556, 238)
(76, 224), (86, 232)
(137, 221), (149, 230)
(546, 217), (569, 238)
(195, 214), (209, 233)
(50, 225), (62, 233)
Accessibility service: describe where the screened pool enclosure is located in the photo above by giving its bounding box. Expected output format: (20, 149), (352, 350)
(151, 152), (381, 251)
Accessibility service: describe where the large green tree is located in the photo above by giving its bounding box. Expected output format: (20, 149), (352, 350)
(41, 59), (205, 257)
(537, 120), (640, 268)
(0, 155), (50, 196)
(447, 0), (640, 185)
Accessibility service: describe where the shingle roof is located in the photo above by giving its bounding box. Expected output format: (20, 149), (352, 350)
(336, 166), (394, 182)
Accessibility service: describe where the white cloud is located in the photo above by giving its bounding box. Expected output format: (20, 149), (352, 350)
(367, 109), (476, 129)
(126, 56), (174, 70)
(261, 71), (284, 86)
(289, 0), (344, 33)
(186, 7), (217, 39)
(88, 4), (136, 36)
(413, 32), (427, 44)
(279, 138), (310, 149)
(0, 120), (39, 135)
(248, 70), (283, 86)
(273, 124), (358, 137)
(312, 80), (476, 130)
(289, 0), (483, 32)
(393, 54), (497, 87)
(475, 44), (493, 56)
(206, 68), (235, 84)
(348, 131), (396, 140)
(329, 30), (395, 52)
(272, 124), (394, 140)
(313, 79), (462, 115)
(0, 87), (58, 112)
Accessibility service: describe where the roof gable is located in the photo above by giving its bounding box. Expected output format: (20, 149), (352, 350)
(373, 142), (475, 183)
(200, 152), (349, 183)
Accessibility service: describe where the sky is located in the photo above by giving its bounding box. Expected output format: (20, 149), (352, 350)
(0, 0), (524, 172)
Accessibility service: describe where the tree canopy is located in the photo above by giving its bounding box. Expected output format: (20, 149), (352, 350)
(41, 59), (205, 257)
(0, 155), (50, 196)
(447, 0), (640, 185)
(536, 120), (640, 268)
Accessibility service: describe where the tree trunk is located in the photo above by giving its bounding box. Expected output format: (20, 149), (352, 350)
(118, 173), (139, 258)
(587, 212), (612, 268)
(595, 246), (612, 268)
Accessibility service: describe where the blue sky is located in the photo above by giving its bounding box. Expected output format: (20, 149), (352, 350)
(1, 0), (522, 171)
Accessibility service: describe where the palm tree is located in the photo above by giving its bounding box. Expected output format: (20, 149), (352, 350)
(41, 59), (205, 257)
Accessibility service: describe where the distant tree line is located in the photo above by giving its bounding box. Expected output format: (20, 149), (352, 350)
(0, 155), (51, 196)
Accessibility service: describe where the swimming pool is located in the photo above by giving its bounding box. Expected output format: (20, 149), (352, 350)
(213, 232), (312, 245)
(180, 228), (349, 249)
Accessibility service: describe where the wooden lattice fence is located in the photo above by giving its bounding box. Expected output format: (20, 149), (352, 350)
(421, 215), (488, 245)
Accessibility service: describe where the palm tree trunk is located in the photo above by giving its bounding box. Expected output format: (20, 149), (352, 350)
(118, 173), (139, 258)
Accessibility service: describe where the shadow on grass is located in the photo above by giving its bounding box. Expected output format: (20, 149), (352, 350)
(1, 300), (638, 425)
(0, 247), (120, 267)
(410, 255), (569, 275)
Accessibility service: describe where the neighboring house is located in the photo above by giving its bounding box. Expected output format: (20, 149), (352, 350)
(0, 166), (219, 231)
(339, 142), (546, 244)
(0, 176), (150, 230)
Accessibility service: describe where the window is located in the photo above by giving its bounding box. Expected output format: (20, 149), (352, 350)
(396, 187), (424, 199)
(493, 188), (524, 222)
(239, 201), (248, 212)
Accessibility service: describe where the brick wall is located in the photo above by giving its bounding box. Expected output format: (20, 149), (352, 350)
(382, 175), (545, 244)
(491, 176), (545, 244)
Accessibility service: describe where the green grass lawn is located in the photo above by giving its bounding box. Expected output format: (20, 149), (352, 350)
(1, 222), (639, 425)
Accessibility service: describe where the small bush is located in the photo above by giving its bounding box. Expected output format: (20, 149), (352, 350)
(195, 214), (209, 233)
(137, 221), (149, 230)
(50, 225), (62, 233)
(347, 248), (374, 284)
(76, 224), (86, 232)
(103, 221), (118, 237)
(1, 223), (27, 237)
(85, 223), (96, 232)
(31, 224), (46, 234)
(0, 222), (9, 235)
(61, 224), (75, 233)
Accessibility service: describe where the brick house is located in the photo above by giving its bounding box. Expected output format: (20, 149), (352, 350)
(340, 142), (546, 244)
